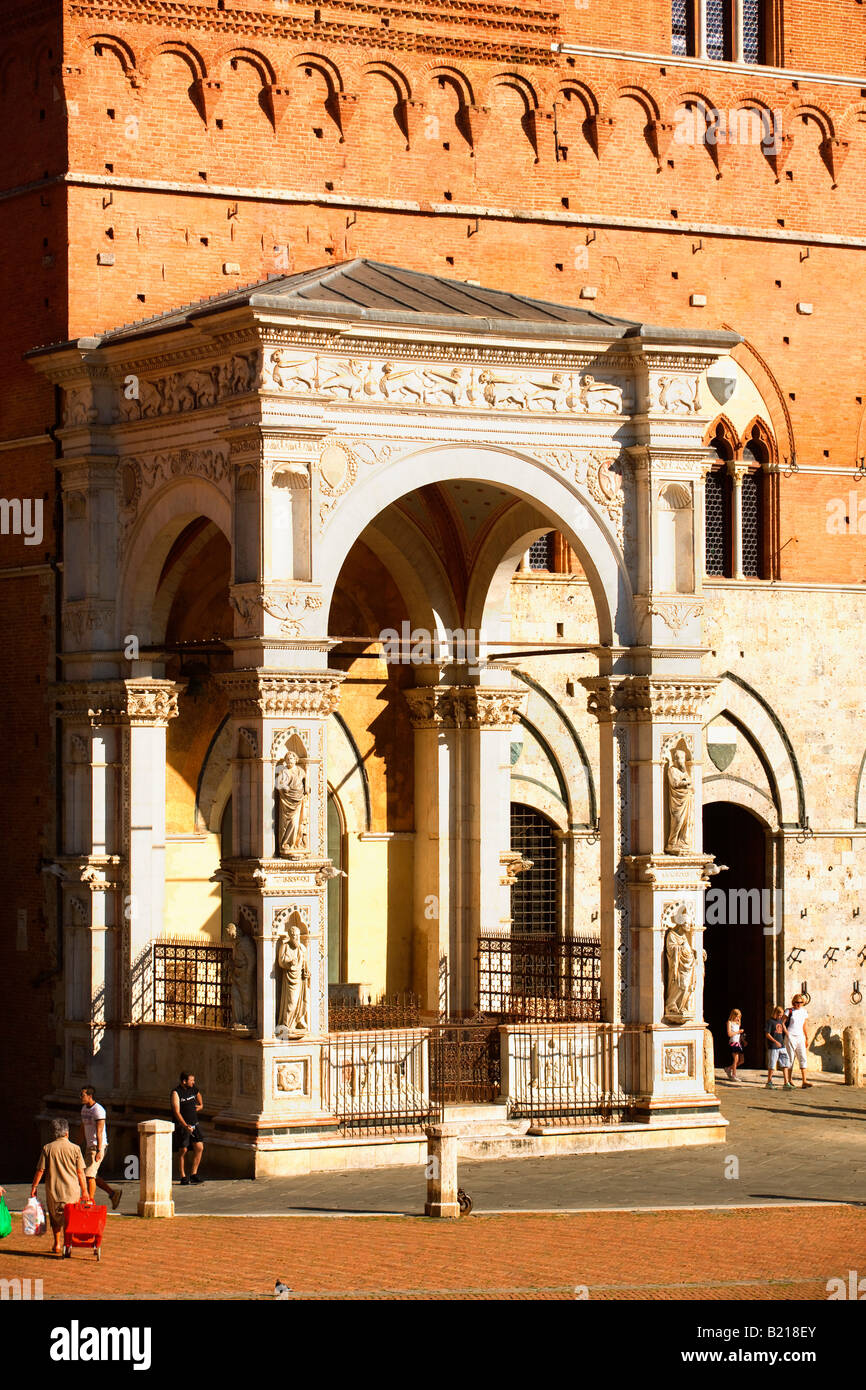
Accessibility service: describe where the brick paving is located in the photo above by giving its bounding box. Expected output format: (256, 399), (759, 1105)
(1, 1206), (864, 1300)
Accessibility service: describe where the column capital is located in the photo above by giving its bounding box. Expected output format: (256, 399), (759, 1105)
(405, 685), (526, 730)
(218, 668), (345, 718)
(54, 678), (184, 725)
(582, 674), (719, 723)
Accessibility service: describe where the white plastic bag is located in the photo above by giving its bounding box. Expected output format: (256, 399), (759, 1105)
(22, 1197), (46, 1237)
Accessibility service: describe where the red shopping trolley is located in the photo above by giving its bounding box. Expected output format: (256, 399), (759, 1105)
(62, 1200), (107, 1260)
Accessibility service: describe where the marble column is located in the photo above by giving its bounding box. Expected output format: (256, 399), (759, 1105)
(406, 683), (525, 1017)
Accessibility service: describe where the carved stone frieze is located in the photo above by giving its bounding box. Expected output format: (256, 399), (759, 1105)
(62, 601), (115, 647)
(229, 585), (324, 638)
(638, 598), (705, 636)
(405, 685), (526, 730)
(652, 374), (701, 414)
(261, 348), (629, 418)
(218, 671), (346, 719)
(114, 351), (259, 422)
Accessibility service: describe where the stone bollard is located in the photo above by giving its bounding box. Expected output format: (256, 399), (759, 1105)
(137, 1119), (175, 1218)
(424, 1124), (462, 1219)
(843, 1025), (864, 1086)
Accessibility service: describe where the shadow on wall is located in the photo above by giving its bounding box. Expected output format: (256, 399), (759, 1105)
(810, 1022), (844, 1073)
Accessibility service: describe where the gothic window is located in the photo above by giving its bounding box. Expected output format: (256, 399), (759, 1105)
(673, 1), (767, 65)
(510, 804), (560, 935)
(705, 426), (733, 577)
(528, 532), (555, 570)
(742, 430), (769, 578)
(672, 0), (690, 55)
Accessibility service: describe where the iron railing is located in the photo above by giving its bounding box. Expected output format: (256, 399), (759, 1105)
(145, 939), (232, 1030)
(504, 1022), (649, 1126)
(328, 992), (422, 1032)
(477, 932), (603, 1022)
(326, 1028), (435, 1135)
(430, 1018), (502, 1105)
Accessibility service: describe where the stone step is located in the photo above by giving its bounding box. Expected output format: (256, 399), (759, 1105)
(442, 1102), (509, 1124)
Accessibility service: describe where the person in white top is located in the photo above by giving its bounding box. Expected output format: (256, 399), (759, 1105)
(784, 994), (813, 1088)
(78, 1086), (122, 1208)
(725, 1008), (745, 1081)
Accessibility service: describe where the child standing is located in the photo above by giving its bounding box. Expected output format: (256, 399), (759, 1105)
(765, 1007), (794, 1090)
(725, 1009), (745, 1081)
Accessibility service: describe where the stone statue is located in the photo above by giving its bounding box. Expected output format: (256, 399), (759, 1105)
(275, 923), (310, 1036)
(226, 921), (256, 1030)
(665, 746), (694, 855)
(276, 750), (309, 856)
(664, 904), (697, 1021)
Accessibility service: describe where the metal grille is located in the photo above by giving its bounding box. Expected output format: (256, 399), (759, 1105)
(705, 467), (728, 577)
(151, 940), (232, 1030)
(505, 1023), (649, 1126)
(430, 1019), (502, 1104)
(671, 0), (689, 55)
(327, 1029), (435, 1135)
(329, 993), (421, 1032)
(706, 0), (727, 59)
(743, 0), (762, 63)
(741, 469), (761, 577)
(510, 803), (558, 933)
(478, 932), (603, 1021)
(527, 533), (554, 570)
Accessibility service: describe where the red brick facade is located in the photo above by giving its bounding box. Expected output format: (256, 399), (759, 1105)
(1, 0), (864, 1167)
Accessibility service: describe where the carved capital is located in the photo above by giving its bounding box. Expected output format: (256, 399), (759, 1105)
(405, 686), (526, 730)
(54, 679), (184, 726)
(218, 670), (346, 719)
(582, 676), (718, 724)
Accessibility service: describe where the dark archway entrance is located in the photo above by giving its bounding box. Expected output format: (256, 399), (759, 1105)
(703, 803), (768, 1069)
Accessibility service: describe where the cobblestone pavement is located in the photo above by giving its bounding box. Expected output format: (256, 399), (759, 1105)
(0, 1206), (863, 1300)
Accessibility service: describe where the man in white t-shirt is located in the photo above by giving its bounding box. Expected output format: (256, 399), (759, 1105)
(784, 994), (813, 1088)
(78, 1086), (122, 1208)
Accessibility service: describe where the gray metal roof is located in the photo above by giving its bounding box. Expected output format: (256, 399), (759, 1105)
(30, 259), (740, 354)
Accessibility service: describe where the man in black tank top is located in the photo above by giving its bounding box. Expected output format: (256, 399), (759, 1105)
(171, 1071), (205, 1185)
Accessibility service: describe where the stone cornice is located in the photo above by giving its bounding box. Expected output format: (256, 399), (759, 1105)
(218, 669), (346, 718)
(405, 685), (526, 730)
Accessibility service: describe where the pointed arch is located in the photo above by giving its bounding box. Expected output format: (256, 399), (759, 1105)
(704, 673), (805, 828)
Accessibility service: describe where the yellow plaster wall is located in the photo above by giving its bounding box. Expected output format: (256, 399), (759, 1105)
(164, 834), (222, 940)
(344, 834), (414, 995)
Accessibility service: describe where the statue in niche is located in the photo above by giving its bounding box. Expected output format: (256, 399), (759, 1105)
(275, 922), (310, 1037)
(665, 744), (694, 855)
(275, 749), (309, 856)
(226, 921), (256, 1030)
(664, 903), (697, 1022)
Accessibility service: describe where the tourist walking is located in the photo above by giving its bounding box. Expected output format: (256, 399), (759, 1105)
(79, 1086), (122, 1208)
(171, 1071), (205, 1185)
(784, 993), (813, 1088)
(765, 1007), (794, 1090)
(725, 1008), (745, 1080)
(30, 1119), (91, 1257)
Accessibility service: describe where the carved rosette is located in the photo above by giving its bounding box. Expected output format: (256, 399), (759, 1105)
(405, 686), (526, 730)
(582, 676), (718, 724)
(54, 679), (183, 726)
(218, 670), (346, 719)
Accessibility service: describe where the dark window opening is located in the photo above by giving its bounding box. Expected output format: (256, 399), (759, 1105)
(510, 804), (559, 936)
(528, 533), (555, 571)
(705, 466), (732, 577)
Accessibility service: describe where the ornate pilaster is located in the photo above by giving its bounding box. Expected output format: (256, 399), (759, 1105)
(406, 684), (526, 1015)
(54, 679), (182, 1090)
(215, 668), (346, 1124)
(583, 673), (722, 1121)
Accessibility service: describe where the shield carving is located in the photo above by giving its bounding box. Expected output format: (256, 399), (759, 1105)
(706, 360), (738, 406)
(707, 720), (737, 772)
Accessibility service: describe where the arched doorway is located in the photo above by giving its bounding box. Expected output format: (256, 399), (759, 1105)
(703, 803), (768, 1069)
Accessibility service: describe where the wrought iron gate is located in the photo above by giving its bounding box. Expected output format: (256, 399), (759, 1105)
(430, 1018), (502, 1104)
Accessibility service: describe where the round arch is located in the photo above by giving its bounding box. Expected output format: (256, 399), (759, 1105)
(119, 478), (232, 644)
(319, 445), (632, 647)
